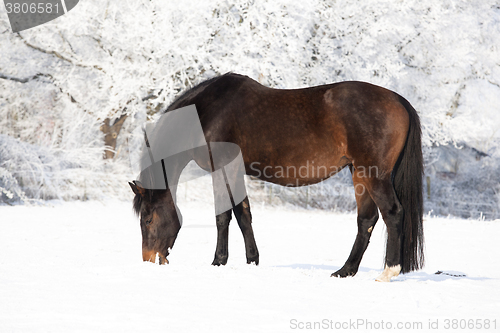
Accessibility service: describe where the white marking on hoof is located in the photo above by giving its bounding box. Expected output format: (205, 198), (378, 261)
(375, 264), (401, 282)
(367, 226), (373, 233)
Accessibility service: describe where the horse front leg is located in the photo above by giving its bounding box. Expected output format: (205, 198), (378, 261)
(233, 196), (259, 265)
(212, 209), (232, 266)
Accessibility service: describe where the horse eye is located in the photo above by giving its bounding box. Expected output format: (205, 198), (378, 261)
(145, 218), (153, 226)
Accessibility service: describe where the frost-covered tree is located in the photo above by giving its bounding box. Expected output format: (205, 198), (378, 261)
(0, 0), (499, 216)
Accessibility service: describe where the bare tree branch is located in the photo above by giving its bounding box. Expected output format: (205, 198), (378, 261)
(17, 33), (106, 73)
(142, 89), (163, 101)
(58, 31), (77, 55)
(0, 71), (83, 110)
(0, 72), (53, 84)
(488, 79), (500, 88)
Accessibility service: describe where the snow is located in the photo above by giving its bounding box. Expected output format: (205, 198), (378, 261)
(2, 0), (500, 217)
(1, 1), (500, 329)
(1, 196), (499, 332)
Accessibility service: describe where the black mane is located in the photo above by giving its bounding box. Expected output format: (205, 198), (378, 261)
(165, 73), (235, 112)
(133, 192), (142, 216)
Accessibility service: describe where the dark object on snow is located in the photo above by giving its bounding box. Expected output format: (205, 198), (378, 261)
(435, 271), (466, 277)
(129, 73), (425, 282)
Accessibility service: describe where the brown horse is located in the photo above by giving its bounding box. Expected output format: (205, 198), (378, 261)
(129, 73), (424, 282)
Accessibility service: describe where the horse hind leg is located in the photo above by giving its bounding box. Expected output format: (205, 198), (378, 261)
(367, 178), (404, 282)
(332, 172), (379, 278)
(233, 196), (259, 265)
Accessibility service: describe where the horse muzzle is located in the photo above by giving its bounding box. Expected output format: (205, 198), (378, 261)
(142, 249), (169, 265)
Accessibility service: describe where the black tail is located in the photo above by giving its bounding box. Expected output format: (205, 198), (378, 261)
(393, 94), (425, 273)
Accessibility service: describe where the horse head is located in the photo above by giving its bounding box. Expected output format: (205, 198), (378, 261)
(129, 180), (180, 264)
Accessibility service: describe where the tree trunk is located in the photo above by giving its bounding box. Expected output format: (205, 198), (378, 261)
(100, 114), (128, 159)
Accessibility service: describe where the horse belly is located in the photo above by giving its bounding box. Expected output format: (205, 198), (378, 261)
(244, 138), (349, 187)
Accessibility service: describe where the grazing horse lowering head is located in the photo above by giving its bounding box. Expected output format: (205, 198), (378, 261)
(127, 73), (425, 281)
(129, 180), (180, 264)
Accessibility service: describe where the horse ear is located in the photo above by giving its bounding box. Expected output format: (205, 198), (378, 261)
(129, 181), (146, 197)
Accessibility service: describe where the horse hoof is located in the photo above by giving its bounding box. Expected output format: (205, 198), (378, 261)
(375, 264), (401, 282)
(212, 256), (228, 266)
(331, 268), (357, 278)
(246, 253), (259, 265)
(246, 257), (259, 265)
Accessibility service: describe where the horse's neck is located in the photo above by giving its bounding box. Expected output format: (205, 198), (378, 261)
(163, 155), (192, 209)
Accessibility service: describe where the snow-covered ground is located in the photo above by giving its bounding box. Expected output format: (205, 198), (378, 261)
(1, 190), (499, 332)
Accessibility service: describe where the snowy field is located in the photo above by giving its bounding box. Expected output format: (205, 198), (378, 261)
(1, 1), (500, 331)
(1, 193), (499, 332)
